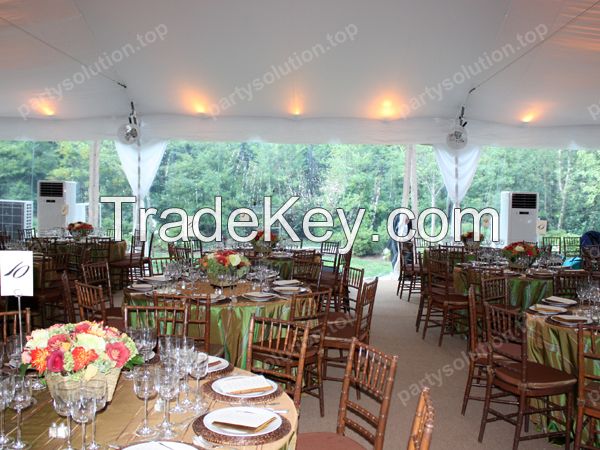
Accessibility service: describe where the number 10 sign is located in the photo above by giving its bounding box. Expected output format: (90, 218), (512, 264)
(0, 251), (34, 297)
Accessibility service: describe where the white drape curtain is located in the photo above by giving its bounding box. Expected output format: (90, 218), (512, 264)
(433, 145), (481, 206)
(115, 139), (167, 231)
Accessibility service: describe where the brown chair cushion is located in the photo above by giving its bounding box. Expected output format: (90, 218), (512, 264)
(495, 361), (576, 390)
(325, 318), (355, 340)
(297, 432), (365, 450)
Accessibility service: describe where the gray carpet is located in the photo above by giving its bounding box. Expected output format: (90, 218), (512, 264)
(298, 279), (558, 450)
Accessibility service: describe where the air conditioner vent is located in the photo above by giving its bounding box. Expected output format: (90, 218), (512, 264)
(39, 182), (64, 198)
(511, 193), (537, 209)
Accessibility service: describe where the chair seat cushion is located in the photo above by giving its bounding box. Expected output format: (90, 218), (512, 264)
(297, 432), (365, 450)
(495, 361), (576, 390)
(325, 317), (355, 341)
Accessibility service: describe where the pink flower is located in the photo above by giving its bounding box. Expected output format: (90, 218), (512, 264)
(105, 342), (130, 368)
(47, 334), (69, 352)
(74, 322), (91, 334)
(47, 351), (64, 373)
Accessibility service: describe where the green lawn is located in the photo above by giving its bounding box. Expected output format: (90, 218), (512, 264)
(351, 255), (393, 278)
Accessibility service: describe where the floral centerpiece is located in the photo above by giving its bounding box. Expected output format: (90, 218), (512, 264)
(67, 221), (94, 241)
(252, 230), (279, 255)
(460, 231), (480, 250)
(200, 250), (251, 285)
(502, 241), (540, 269)
(21, 321), (141, 401)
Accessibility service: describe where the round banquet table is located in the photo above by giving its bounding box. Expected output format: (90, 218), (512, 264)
(527, 311), (599, 445)
(127, 281), (298, 368)
(453, 267), (554, 310)
(11, 366), (297, 449)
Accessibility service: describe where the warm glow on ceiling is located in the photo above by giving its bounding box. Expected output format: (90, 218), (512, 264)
(289, 92), (304, 116)
(374, 96), (404, 120)
(521, 112), (536, 123)
(180, 88), (210, 115)
(32, 99), (55, 116)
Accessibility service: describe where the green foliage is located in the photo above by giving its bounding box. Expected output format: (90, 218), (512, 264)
(1, 141), (599, 260)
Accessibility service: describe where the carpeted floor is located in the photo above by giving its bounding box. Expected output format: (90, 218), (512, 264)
(298, 279), (558, 450)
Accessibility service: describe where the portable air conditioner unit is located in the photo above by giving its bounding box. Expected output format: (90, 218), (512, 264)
(37, 181), (78, 231)
(500, 191), (538, 244)
(0, 199), (33, 239)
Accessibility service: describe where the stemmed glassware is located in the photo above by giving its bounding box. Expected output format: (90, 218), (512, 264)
(7, 335), (23, 368)
(124, 328), (141, 380)
(51, 380), (79, 450)
(70, 386), (96, 450)
(133, 365), (158, 438)
(85, 379), (107, 450)
(155, 366), (179, 438)
(189, 352), (208, 413)
(11, 376), (33, 449)
(0, 372), (15, 447)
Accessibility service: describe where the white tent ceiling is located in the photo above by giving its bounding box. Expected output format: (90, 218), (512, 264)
(1, 0), (600, 147)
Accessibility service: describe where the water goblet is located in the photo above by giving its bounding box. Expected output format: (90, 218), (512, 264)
(51, 380), (79, 450)
(189, 352), (209, 414)
(7, 335), (23, 368)
(154, 367), (179, 438)
(70, 387), (96, 450)
(84, 379), (107, 450)
(0, 372), (15, 447)
(123, 328), (140, 380)
(169, 353), (190, 414)
(25, 371), (45, 391)
(133, 366), (158, 438)
(11, 376), (33, 449)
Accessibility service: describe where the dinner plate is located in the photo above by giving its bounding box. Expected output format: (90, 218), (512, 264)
(528, 304), (567, 315)
(203, 407), (282, 437)
(122, 442), (198, 450)
(543, 296), (577, 306)
(272, 279), (302, 287)
(552, 314), (592, 326)
(142, 275), (168, 284)
(243, 292), (276, 302)
(207, 355), (229, 373)
(272, 286), (307, 295)
(129, 283), (153, 291)
(211, 375), (278, 399)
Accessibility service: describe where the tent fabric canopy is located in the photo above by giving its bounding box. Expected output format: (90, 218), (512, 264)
(2, 0), (600, 147)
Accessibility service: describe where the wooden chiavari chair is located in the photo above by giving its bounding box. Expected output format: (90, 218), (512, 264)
(396, 241), (422, 302)
(292, 249), (316, 262)
(60, 270), (77, 323)
(289, 289), (332, 416)
(542, 236), (562, 255)
(0, 309), (31, 343)
(478, 304), (576, 450)
(554, 270), (590, 299)
(75, 281), (122, 329)
(323, 278), (378, 382)
(187, 237), (203, 258)
(298, 338), (398, 450)
(575, 324), (600, 449)
(292, 260), (322, 289)
(86, 237), (112, 262)
(17, 227), (36, 241)
(149, 256), (174, 276)
(35, 254), (65, 326)
(408, 388), (435, 450)
(172, 245), (192, 262)
(339, 266), (364, 316)
(564, 236), (581, 258)
(415, 252), (431, 332)
(110, 233), (146, 288)
(67, 244), (90, 281)
(82, 261), (117, 310)
(123, 304), (188, 337)
(245, 316), (310, 412)
(421, 258), (468, 346)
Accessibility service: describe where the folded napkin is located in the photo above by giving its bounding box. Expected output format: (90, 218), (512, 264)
(273, 279), (301, 286)
(212, 411), (276, 432)
(219, 376), (273, 395)
(244, 291), (274, 299)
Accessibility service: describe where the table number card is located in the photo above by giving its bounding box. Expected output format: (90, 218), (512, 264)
(0, 251), (34, 297)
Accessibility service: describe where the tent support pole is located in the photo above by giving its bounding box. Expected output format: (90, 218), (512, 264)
(88, 140), (100, 228)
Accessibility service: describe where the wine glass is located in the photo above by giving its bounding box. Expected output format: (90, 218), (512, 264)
(154, 366), (179, 438)
(11, 376), (33, 449)
(123, 328), (141, 380)
(0, 372), (15, 447)
(84, 379), (107, 450)
(7, 335), (23, 368)
(189, 352), (209, 413)
(141, 327), (157, 362)
(70, 386), (96, 450)
(25, 371), (45, 391)
(133, 365), (158, 437)
(51, 380), (79, 450)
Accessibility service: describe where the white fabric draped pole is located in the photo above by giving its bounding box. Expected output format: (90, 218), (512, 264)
(115, 140), (167, 232)
(88, 141), (100, 228)
(433, 144), (481, 236)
